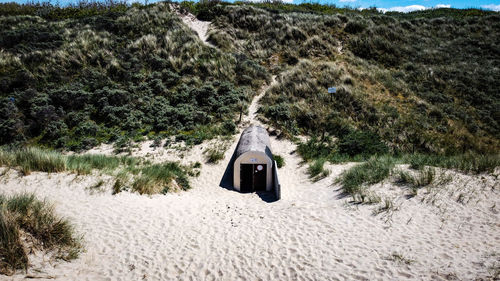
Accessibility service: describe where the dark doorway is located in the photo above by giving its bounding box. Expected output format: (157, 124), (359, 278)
(253, 164), (267, 191)
(240, 164), (267, 192)
(240, 164), (253, 193)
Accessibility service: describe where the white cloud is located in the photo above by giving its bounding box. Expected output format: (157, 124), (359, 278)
(376, 4), (453, 13)
(380, 5), (426, 13)
(481, 4), (500, 11)
(339, 0), (356, 2)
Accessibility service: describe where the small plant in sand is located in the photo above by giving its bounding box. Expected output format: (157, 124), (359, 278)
(386, 252), (415, 265)
(203, 139), (231, 164)
(373, 198), (398, 216)
(273, 154), (285, 168)
(396, 167), (435, 188)
(0, 193), (82, 276)
(307, 158), (330, 182)
(88, 179), (106, 193)
(396, 167), (452, 190)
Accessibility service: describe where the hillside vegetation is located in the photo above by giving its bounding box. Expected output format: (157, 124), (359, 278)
(201, 3), (499, 155)
(0, 2), (268, 150)
(1, 1), (499, 158)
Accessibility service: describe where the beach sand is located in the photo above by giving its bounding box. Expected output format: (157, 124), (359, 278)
(1, 82), (499, 280)
(1, 134), (499, 280)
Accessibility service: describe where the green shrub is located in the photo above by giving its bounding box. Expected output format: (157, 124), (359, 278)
(337, 130), (388, 157)
(1, 1), (498, 157)
(273, 154), (285, 168)
(297, 137), (333, 161)
(0, 2), (268, 150)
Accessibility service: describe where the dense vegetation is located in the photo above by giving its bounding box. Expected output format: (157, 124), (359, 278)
(201, 4), (499, 155)
(0, 193), (82, 275)
(0, 1), (268, 150)
(0, 1), (498, 160)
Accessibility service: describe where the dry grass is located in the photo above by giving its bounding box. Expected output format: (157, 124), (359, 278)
(0, 193), (82, 275)
(0, 147), (194, 195)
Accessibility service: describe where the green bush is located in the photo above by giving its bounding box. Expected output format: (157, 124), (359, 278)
(297, 138), (333, 161)
(273, 154), (285, 168)
(337, 130), (388, 157)
(0, 2), (267, 150)
(0, 1), (498, 157)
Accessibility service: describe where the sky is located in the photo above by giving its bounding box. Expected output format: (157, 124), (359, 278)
(289, 0), (500, 12)
(1, 0), (499, 12)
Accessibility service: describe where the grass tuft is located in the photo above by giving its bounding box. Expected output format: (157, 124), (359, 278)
(273, 154), (285, 168)
(396, 167), (435, 188)
(203, 147), (225, 164)
(307, 158), (330, 182)
(335, 155), (396, 202)
(0, 147), (66, 175)
(0, 193), (82, 275)
(132, 163), (190, 195)
(405, 153), (499, 174)
(203, 139), (231, 164)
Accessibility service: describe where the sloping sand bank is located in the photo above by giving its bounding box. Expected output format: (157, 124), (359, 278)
(1, 134), (499, 280)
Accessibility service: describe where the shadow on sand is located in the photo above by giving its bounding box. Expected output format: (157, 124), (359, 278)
(219, 144), (278, 203)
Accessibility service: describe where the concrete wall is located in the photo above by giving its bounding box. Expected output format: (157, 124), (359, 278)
(233, 151), (273, 192)
(273, 160), (281, 200)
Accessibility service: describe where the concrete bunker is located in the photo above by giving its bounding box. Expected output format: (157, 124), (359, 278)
(233, 126), (274, 193)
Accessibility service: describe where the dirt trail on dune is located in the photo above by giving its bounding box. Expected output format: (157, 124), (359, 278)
(174, 6), (215, 48)
(241, 75), (276, 127)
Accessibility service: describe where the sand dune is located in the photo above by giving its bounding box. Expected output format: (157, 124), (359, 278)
(1, 77), (499, 281)
(1, 135), (499, 280)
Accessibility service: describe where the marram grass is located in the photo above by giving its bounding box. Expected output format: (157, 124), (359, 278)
(0, 147), (194, 195)
(0, 193), (82, 275)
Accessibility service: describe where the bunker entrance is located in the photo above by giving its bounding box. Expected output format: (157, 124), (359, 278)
(240, 164), (267, 192)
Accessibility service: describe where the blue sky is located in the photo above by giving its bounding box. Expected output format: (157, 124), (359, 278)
(287, 0), (500, 11)
(1, 0), (499, 12)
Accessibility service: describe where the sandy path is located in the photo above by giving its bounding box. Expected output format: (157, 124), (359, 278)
(241, 76), (277, 128)
(1, 81), (499, 280)
(174, 6), (215, 48)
